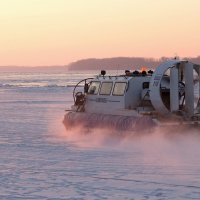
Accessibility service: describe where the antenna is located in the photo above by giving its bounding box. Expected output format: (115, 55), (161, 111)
(174, 53), (179, 60)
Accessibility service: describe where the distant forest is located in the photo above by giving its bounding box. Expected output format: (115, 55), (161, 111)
(67, 56), (200, 70)
(1, 56), (200, 72)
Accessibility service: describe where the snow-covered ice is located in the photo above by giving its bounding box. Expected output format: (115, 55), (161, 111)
(0, 70), (200, 199)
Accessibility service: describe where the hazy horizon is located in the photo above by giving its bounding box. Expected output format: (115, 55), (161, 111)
(1, 0), (200, 67)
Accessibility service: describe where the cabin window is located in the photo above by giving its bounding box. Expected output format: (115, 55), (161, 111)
(88, 81), (100, 95)
(143, 82), (149, 89)
(113, 82), (127, 96)
(99, 82), (113, 95)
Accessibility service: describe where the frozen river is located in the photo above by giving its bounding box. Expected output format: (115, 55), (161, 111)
(0, 70), (200, 199)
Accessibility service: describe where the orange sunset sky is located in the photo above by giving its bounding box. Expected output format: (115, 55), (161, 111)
(1, 0), (200, 66)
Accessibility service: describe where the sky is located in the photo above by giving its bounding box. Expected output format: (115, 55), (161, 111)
(0, 0), (200, 66)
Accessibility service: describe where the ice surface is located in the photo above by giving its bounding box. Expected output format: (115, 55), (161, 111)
(0, 71), (200, 200)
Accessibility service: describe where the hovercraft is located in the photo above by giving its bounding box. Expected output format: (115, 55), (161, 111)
(63, 59), (200, 133)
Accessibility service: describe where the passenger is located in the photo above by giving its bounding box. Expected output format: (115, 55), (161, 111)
(84, 83), (89, 93)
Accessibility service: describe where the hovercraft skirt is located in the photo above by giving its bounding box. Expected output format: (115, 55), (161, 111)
(63, 112), (156, 132)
